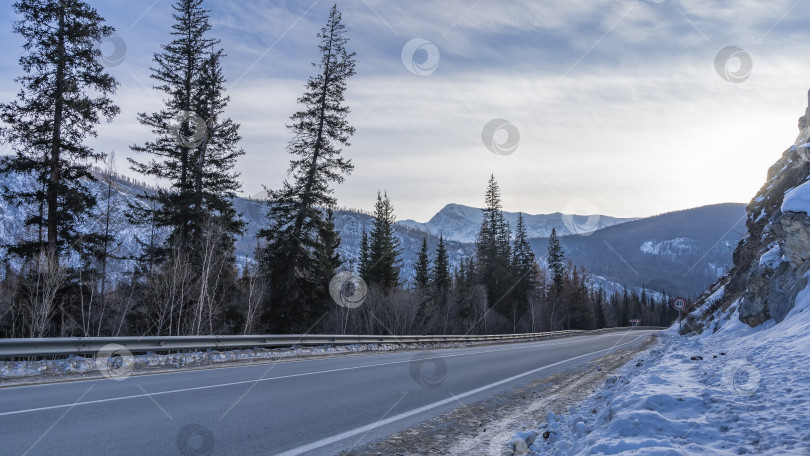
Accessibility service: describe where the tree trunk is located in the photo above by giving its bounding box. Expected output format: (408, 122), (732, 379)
(292, 23), (335, 243)
(48, 5), (67, 258)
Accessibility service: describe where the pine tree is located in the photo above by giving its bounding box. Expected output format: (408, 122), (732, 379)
(128, 0), (243, 260)
(475, 175), (513, 314)
(594, 287), (606, 328)
(358, 228), (370, 278)
(366, 191), (401, 289)
(455, 256), (478, 329)
(188, 49), (245, 241)
(547, 227), (565, 296)
(430, 235), (451, 294)
(454, 260), (464, 289)
(511, 213), (537, 330)
(314, 208), (342, 292)
(414, 237), (430, 290)
(0, 0), (119, 259)
(257, 5), (356, 331)
(620, 286), (630, 327)
(430, 235), (452, 333)
(567, 264), (591, 329)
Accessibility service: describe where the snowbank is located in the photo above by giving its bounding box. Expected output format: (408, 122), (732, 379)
(0, 343), (417, 383)
(500, 289), (810, 455)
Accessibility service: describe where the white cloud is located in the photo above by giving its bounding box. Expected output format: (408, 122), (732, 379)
(4, 0), (810, 221)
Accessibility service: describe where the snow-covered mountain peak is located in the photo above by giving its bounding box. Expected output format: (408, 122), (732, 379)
(399, 203), (636, 243)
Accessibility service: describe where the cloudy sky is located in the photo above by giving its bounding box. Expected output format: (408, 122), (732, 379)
(1, 0), (810, 222)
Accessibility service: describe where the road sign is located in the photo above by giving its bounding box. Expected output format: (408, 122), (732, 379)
(673, 298), (686, 311)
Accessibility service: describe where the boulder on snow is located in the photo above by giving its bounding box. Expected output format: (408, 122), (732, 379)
(739, 263), (773, 326)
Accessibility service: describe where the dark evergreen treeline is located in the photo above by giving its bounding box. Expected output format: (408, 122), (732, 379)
(326, 174), (680, 336)
(0, 0), (679, 338)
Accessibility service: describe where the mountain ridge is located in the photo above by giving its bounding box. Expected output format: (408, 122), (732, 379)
(398, 202), (637, 243)
(0, 163), (744, 297)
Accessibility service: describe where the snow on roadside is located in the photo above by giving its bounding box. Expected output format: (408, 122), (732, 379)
(501, 292), (810, 455)
(0, 343), (444, 384)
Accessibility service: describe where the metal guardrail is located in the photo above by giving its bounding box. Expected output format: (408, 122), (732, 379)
(0, 326), (665, 358)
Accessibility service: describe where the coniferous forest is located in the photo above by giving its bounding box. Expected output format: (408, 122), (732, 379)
(0, 0), (679, 339)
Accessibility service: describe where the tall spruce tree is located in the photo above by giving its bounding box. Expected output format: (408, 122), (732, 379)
(358, 228), (370, 277)
(547, 227), (565, 295)
(257, 5), (356, 331)
(594, 287), (606, 329)
(430, 235), (451, 294)
(129, 0), (244, 262)
(414, 237), (430, 290)
(511, 213), (537, 330)
(365, 191), (401, 289)
(475, 175), (512, 314)
(545, 227), (565, 329)
(0, 0), (119, 260)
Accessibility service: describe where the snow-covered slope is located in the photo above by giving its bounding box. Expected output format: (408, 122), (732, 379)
(504, 293), (810, 454)
(0, 169), (144, 279)
(639, 237), (697, 256)
(398, 203), (635, 243)
(0, 168), (474, 283)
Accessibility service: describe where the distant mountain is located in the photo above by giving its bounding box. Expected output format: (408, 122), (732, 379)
(235, 197), (475, 282)
(0, 169), (474, 283)
(398, 203), (635, 243)
(528, 203), (747, 299)
(0, 168), (744, 296)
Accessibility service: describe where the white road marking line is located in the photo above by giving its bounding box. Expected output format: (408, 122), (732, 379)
(4, 330), (641, 392)
(22, 385), (95, 456)
(275, 335), (646, 456)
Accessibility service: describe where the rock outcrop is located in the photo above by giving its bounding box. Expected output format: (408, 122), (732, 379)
(688, 89), (810, 330)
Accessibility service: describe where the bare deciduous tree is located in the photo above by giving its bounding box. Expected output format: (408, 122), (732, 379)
(242, 260), (266, 335)
(25, 251), (65, 337)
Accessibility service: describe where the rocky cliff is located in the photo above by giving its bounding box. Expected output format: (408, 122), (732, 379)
(684, 89), (810, 332)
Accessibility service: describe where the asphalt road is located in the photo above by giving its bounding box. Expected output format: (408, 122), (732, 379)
(0, 330), (658, 456)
